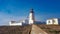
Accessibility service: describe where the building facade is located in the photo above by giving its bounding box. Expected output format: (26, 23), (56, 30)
(9, 21), (22, 26)
(46, 18), (60, 25)
(29, 9), (35, 24)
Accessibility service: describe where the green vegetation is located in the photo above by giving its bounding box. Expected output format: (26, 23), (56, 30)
(49, 30), (60, 34)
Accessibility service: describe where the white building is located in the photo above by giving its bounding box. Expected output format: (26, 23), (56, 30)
(9, 9), (35, 26)
(29, 9), (35, 24)
(9, 19), (29, 26)
(46, 18), (60, 25)
(9, 21), (22, 26)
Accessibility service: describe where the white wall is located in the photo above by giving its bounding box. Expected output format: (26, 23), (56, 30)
(46, 18), (59, 25)
(9, 22), (22, 26)
(53, 19), (58, 24)
(46, 19), (53, 25)
(9, 20), (29, 26)
(29, 13), (34, 24)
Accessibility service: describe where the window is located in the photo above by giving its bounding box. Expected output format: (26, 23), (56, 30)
(53, 20), (55, 23)
(48, 21), (50, 23)
(52, 20), (55, 24)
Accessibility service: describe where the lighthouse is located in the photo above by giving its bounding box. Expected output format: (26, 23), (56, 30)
(29, 9), (35, 24)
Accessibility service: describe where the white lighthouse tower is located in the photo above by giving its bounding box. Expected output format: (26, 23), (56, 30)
(29, 9), (35, 24)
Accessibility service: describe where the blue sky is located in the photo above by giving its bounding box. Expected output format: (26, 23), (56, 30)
(0, 0), (60, 25)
